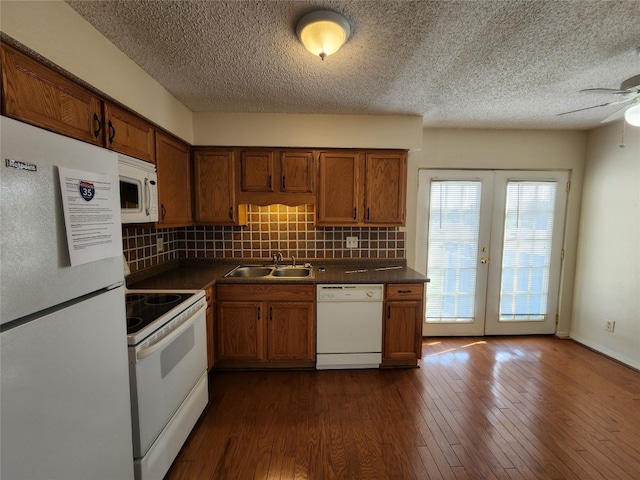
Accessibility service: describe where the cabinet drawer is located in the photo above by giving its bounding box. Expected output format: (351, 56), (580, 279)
(217, 283), (314, 302)
(385, 283), (424, 300)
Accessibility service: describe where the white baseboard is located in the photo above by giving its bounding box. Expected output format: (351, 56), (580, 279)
(570, 334), (640, 370)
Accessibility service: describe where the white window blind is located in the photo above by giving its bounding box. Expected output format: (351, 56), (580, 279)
(499, 181), (557, 321)
(426, 181), (482, 322)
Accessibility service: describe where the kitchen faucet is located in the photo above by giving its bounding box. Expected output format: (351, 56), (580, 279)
(272, 251), (283, 266)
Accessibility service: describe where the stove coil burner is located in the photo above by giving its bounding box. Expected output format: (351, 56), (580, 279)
(127, 317), (144, 332)
(145, 294), (182, 306)
(126, 294), (147, 304)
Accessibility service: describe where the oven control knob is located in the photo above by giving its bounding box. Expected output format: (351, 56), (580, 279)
(366, 291), (373, 298)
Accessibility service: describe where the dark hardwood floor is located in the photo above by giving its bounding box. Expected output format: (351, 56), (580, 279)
(165, 337), (640, 479)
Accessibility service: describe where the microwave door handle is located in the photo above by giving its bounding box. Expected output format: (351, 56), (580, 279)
(144, 178), (151, 216)
(135, 303), (206, 361)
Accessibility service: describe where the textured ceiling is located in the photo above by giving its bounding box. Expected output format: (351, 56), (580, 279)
(65, 0), (640, 130)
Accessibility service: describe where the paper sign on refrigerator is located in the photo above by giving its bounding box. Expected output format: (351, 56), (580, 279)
(58, 166), (121, 266)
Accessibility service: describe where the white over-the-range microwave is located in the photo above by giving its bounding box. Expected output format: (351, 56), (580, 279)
(118, 154), (159, 224)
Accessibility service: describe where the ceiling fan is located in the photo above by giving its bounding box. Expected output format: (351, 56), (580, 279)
(558, 74), (640, 124)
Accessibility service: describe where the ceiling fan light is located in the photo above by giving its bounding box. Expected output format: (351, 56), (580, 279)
(624, 104), (640, 127)
(296, 10), (351, 60)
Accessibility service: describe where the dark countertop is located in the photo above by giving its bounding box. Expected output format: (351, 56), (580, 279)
(127, 259), (429, 291)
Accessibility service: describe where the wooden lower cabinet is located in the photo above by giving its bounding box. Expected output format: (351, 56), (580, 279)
(266, 302), (314, 361)
(215, 284), (315, 368)
(217, 301), (263, 362)
(382, 283), (425, 366)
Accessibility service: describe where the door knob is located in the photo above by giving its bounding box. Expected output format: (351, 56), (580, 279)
(480, 257), (490, 264)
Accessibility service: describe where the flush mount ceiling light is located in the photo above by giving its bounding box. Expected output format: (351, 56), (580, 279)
(624, 103), (640, 127)
(296, 10), (351, 60)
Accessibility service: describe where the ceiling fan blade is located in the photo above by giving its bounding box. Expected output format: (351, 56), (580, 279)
(601, 99), (639, 123)
(580, 88), (631, 95)
(557, 96), (636, 117)
(556, 103), (611, 116)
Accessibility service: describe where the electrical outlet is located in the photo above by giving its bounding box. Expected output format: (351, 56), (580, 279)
(346, 236), (358, 248)
(157, 237), (164, 252)
(605, 319), (615, 333)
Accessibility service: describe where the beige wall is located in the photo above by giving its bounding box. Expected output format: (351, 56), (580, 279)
(407, 128), (587, 337)
(571, 122), (640, 368)
(193, 112), (423, 149)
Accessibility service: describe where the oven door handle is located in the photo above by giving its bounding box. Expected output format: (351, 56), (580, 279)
(136, 303), (206, 361)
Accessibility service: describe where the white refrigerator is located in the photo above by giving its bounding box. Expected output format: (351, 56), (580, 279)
(0, 117), (135, 480)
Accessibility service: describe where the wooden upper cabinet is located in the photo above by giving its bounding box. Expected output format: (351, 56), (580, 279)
(193, 149), (246, 225)
(317, 151), (360, 225)
(317, 150), (407, 226)
(280, 151), (314, 193)
(1, 44), (103, 146)
(104, 103), (155, 163)
(155, 132), (192, 227)
(237, 149), (316, 206)
(1, 44), (156, 163)
(364, 151), (407, 225)
(239, 149), (274, 192)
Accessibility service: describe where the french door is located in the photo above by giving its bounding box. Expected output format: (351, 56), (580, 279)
(416, 170), (569, 336)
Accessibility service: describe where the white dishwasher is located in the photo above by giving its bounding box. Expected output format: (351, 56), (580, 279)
(316, 284), (384, 369)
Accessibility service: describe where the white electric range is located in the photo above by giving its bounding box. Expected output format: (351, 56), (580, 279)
(125, 289), (208, 480)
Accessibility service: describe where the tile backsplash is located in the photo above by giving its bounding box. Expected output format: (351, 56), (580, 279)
(123, 205), (405, 274)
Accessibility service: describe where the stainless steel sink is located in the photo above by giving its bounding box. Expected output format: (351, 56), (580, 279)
(224, 265), (313, 279)
(225, 266), (274, 278)
(271, 267), (311, 277)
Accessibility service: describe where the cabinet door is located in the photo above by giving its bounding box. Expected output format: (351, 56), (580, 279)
(280, 151), (314, 193)
(364, 152), (406, 225)
(317, 151), (360, 225)
(155, 132), (192, 227)
(383, 300), (422, 362)
(1, 45), (103, 146)
(266, 302), (315, 362)
(104, 103), (155, 163)
(240, 150), (274, 192)
(216, 302), (263, 362)
(194, 149), (245, 225)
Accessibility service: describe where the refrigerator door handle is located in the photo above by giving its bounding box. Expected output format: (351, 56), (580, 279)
(106, 281), (125, 291)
